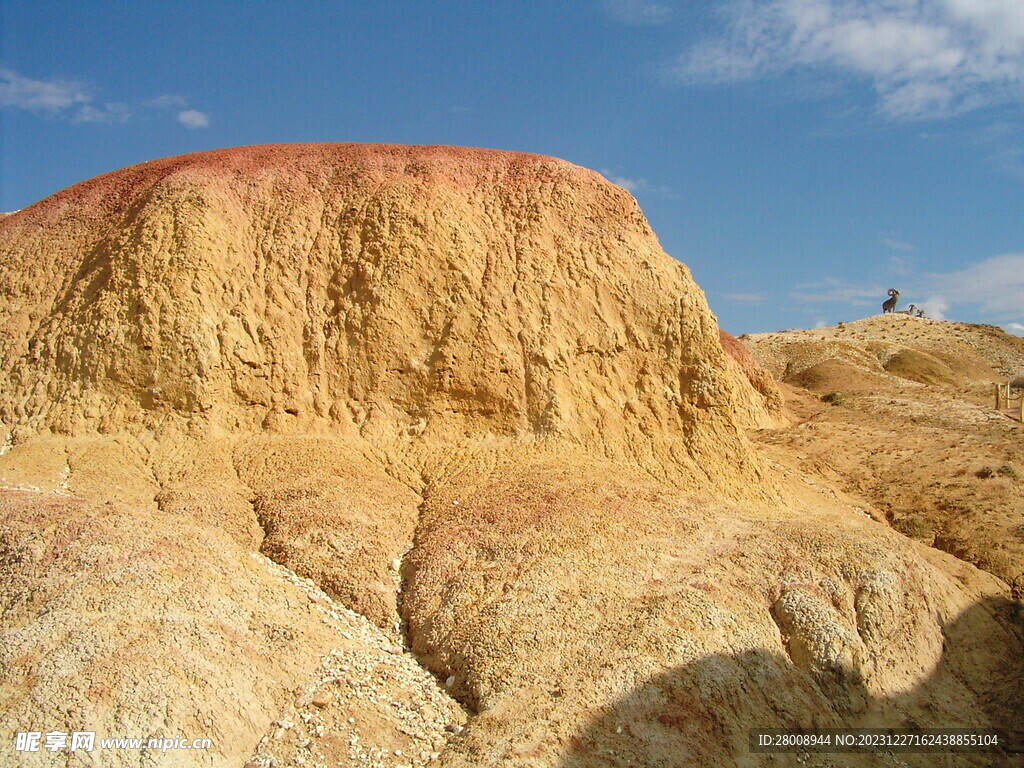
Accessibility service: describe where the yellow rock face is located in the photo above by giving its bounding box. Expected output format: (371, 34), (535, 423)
(0, 143), (775, 491)
(0, 146), (1019, 767)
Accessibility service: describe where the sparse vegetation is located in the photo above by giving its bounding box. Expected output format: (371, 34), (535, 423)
(996, 463), (1020, 481)
(892, 516), (934, 542)
(820, 391), (845, 405)
(976, 464), (1020, 480)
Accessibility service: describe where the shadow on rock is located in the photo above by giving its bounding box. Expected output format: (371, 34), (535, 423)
(560, 596), (1023, 767)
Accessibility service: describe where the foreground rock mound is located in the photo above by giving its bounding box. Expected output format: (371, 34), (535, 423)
(0, 146), (1020, 766)
(0, 143), (774, 479)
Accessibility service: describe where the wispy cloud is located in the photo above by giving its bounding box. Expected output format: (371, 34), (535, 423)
(792, 253), (1024, 324)
(1006, 322), (1024, 336)
(676, 0), (1024, 120)
(791, 276), (887, 306)
(1, 68), (211, 128)
(0, 67), (88, 111)
(75, 103), (130, 124)
(0, 66), (128, 123)
(883, 237), (914, 252)
(600, 169), (647, 192)
(610, 175), (646, 192)
(915, 296), (950, 321)
(723, 292), (767, 305)
(145, 94), (188, 110)
(148, 94), (211, 129)
(882, 238), (917, 275)
(973, 121), (1024, 179)
(920, 252), (1024, 321)
(606, 0), (674, 26)
(177, 109), (210, 128)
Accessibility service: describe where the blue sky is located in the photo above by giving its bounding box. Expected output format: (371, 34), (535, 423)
(2, 0), (1022, 335)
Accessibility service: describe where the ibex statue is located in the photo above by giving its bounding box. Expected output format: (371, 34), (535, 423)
(882, 289), (900, 313)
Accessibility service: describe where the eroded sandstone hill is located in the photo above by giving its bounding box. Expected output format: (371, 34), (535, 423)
(0, 143), (775, 473)
(744, 315), (1024, 596)
(0, 146), (1021, 767)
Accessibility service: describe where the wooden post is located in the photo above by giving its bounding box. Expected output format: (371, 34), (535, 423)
(995, 383), (1002, 410)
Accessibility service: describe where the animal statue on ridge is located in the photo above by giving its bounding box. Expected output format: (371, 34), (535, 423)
(882, 289), (900, 313)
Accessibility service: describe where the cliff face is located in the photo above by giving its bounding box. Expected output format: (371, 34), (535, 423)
(0, 144), (775, 489)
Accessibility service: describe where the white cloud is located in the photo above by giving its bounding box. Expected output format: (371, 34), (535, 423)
(177, 109), (210, 128)
(792, 253), (1024, 324)
(887, 256), (914, 276)
(883, 239), (916, 275)
(73, 102), (130, 124)
(611, 175), (645, 192)
(916, 296), (949, 321)
(0, 67), (90, 112)
(600, 169), (647, 192)
(678, 0), (1024, 119)
(146, 94), (188, 110)
(883, 237), (914, 252)
(147, 95), (212, 128)
(606, 0), (673, 26)
(0, 66), (128, 122)
(974, 121), (1024, 179)
(1005, 322), (1024, 336)
(920, 252), (1024, 320)
(791, 276), (888, 306)
(724, 292), (767, 305)
(0, 68), (210, 128)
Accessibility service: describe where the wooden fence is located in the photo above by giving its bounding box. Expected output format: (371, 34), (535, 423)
(994, 382), (1024, 421)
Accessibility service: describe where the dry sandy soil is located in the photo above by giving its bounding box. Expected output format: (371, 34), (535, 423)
(744, 315), (1024, 597)
(0, 145), (1021, 768)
